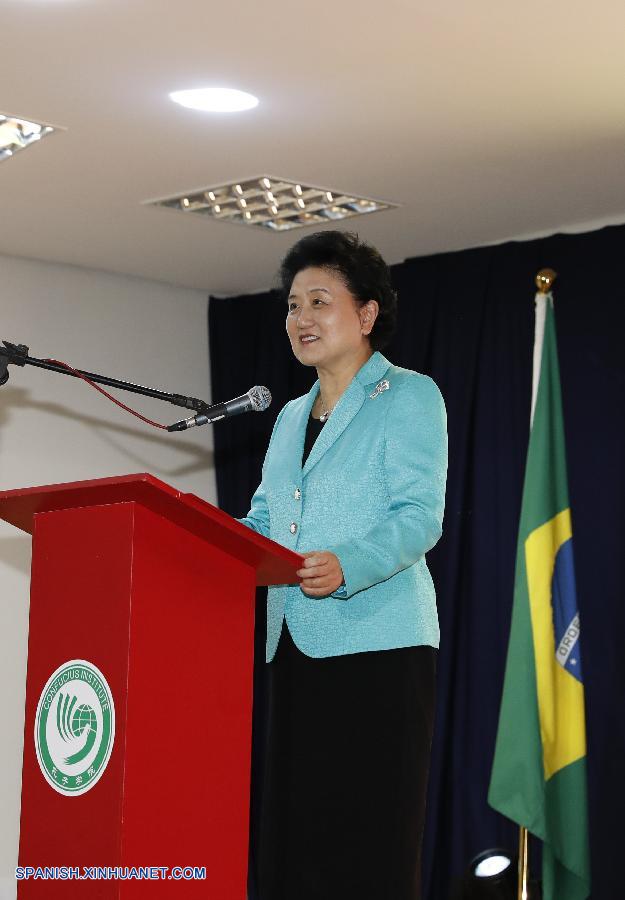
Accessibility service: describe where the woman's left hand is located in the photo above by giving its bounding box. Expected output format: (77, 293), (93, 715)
(297, 551), (345, 597)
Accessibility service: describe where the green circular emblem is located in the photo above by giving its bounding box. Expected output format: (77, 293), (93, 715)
(34, 660), (115, 797)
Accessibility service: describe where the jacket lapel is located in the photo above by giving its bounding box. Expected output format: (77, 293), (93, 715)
(301, 351), (391, 479)
(301, 379), (365, 478)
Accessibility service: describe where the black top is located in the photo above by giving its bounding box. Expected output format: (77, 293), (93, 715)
(302, 413), (325, 466)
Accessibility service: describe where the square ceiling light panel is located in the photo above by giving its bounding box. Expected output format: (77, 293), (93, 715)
(0, 114), (57, 162)
(146, 176), (398, 231)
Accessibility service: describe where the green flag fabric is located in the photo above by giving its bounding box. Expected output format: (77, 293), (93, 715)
(488, 293), (590, 899)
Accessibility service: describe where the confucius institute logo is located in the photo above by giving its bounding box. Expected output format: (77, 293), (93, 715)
(34, 660), (115, 797)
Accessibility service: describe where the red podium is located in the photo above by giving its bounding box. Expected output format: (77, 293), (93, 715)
(0, 474), (302, 898)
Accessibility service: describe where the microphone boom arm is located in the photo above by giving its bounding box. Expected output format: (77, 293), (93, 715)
(0, 339), (210, 412)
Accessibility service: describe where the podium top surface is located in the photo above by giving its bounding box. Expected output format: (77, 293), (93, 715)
(0, 473), (303, 587)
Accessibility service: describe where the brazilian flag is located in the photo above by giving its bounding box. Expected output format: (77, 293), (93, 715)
(488, 293), (590, 899)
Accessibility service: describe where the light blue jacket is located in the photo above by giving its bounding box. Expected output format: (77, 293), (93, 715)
(239, 351), (448, 661)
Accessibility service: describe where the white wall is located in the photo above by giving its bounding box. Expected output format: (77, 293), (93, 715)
(0, 254), (216, 899)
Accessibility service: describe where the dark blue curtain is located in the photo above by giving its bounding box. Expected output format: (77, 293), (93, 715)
(209, 224), (625, 900)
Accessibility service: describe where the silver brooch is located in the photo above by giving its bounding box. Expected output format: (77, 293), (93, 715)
(369, 379), (390, 399)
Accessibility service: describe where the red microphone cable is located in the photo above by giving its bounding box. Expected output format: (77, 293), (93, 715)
(44, 359), (169, 430)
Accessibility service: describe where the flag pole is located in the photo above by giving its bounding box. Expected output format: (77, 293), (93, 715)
(516, 267), (558, 900)
(531, 269), (557, 425)
(518, 826), (529, 900)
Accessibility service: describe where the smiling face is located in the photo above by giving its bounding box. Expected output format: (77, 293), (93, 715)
(286, 266), (378, 371)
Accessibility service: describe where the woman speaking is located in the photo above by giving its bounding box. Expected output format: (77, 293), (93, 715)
(238, 231), (448, 900)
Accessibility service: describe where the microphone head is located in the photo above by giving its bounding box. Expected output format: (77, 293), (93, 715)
(247, 385), (272, 412)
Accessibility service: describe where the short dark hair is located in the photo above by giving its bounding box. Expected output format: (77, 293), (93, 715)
(278, 230), (397, 351)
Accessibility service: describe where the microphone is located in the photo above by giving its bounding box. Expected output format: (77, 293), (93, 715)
(167, 385), (272, 432)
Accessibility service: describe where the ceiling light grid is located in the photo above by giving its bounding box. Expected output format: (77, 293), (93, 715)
(0, 114), (56, 162)
(147, 176), (398, 231)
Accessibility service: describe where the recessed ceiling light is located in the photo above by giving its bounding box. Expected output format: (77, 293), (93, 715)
(145, 175), (398, 231)
(169, 87), (258, 113)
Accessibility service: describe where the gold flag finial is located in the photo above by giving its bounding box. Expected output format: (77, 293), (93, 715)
(535, 268), (557, 294)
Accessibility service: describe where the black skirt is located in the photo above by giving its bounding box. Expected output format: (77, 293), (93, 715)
(258, 623), (437, 900)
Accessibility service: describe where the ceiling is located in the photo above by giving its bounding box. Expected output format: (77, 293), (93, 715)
(2, 0), (625, 295)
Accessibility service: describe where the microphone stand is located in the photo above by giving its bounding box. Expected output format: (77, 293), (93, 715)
(0, 339), (211, 414)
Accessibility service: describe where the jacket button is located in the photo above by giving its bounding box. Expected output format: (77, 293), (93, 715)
(290, 522), (298, 534)
(294, 488), (301, 500)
